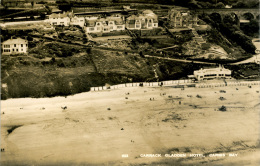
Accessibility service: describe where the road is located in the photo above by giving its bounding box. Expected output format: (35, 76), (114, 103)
(144, 55), (216, 65)
(230, 54), (260, 65)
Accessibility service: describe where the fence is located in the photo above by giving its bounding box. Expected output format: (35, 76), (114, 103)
(195, 81), (260, 88)
(90, 79), (193, 91)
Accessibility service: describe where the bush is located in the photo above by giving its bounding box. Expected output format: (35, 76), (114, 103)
(201, 43), (210, 50)
(32, 53), (46, 59)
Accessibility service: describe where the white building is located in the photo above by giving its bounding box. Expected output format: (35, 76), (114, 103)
(193, 66), (232, 81)
(70, 16), (85, 27)
(126, 10), (158, 30)
(2, 38), (28, 55)
(48, 12), (70, 26)
(85, 16), (125, 33)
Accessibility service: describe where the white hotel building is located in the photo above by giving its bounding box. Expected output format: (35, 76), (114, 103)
(192, 66), (232, 81)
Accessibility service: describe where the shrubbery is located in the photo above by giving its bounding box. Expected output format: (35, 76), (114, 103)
(200, 14), (256, 55)
(30, 42), (81, 58)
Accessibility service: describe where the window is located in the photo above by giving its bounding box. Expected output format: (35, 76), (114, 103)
(26, 44), (28, 47)
(14, 44), (16, 47)
(21, 44), (23, 47)
(117, 26), (122, 29)
(4, 49), (10, 52)
(154, 24), (157, 27)
(204, 74), (217, 77)
(4, 45), (10, 48)
(21, 49), (23, 51)
(89, 28), (94, 31)
(97, 27), (101, 30)
(12, 49), (14, 51)
(16, 49), (18, 51)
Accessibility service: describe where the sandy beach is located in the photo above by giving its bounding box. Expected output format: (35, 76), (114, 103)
(1, 85), (260, 165)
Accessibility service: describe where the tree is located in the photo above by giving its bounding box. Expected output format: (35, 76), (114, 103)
(40, 13), (46, 19)
(215, 2), (225, 8)
(139, 51), (144, 58)
(86, 48), (92, 54)
(233, 1), (248, 8)
(231, 31), (256, 54)
(223, 13), (238, 25)
(174, 0), (192, 6)
(112, 0), (119, 3)
(57, 0), (72, 11)
(240, 19), (260, 37)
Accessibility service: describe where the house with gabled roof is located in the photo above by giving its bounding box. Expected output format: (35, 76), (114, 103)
(85, 16), (125, 33)
(70, 15), (85, 27)
(126, 10), (158, 30)
(48, 12), (70, 26)
(2, 37), (28, 55)
(168, 7), (198, 28)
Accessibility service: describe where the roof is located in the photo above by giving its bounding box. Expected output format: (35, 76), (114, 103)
(143, 10), (154, 15)
(49, 12), (69, 18)
(127, 14), (157, 21)
(85, 16), (124, 26)
(2, 38), (27, 45)
(85, 20), (96, 27)
(194, 67), (231, 75)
